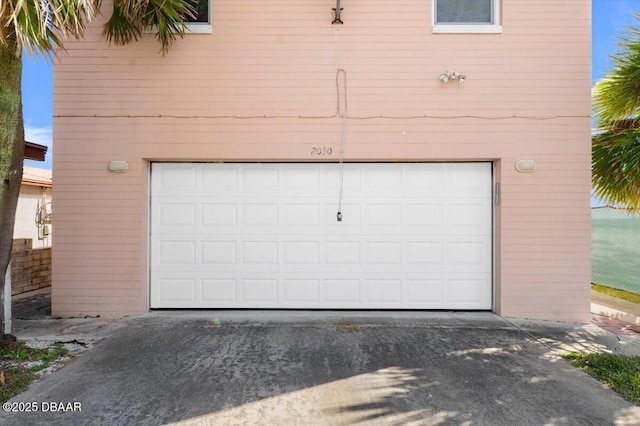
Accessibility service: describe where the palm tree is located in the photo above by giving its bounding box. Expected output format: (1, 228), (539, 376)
(592, 14), (640, 212)
(0, 0), (194, 335)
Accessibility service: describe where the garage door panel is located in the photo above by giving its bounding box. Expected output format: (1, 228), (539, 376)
(446, 276), (492, 307)
(159, 241), (196, 265)
(407, 166), (445, 192)
(202, 204), (238, 227)
(242, 166), (279, 190)
(406, 279), (444, 304)
(366, 204), (403, 226)
(242, 279), (279, 302)
(157, 203), (197, 228)
(283, 167), (321, 191)
(446, 163), (492, 191)
(445, 239), (492, 271)
(364, 167), (403, 191)
(406, 242), (444, 265)
(326, 168), (361, 191)
(157, 163), (197, 189)
(364, 279), (403, 303)
(366, 242), (403, 264)
(283, 242), (320, 264)
(325, 280), (361, 303)
(242, 241), (278, 264)
(202, 165), (237, 187)
(158, 278), (197, 303)
(201, 279), (237, 302)
(283, 204), (321, 227)
(325, 204), (361, 227)
(202, 241), (237, 264)
(243, 204), (278, 226)
(407, 204), (444, 226)
(282, 279), (320, 303)
(447, 201), (491, 229)
(326, 242), (361, 264)
(151, 276), (491, 308)
(447, 241), (488, 265)
(447, 203), (485, 226)
(151, 163), (492, 309)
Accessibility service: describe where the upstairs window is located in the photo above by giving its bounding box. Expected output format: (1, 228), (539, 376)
(433, 0), (502, 33)
(186, 0), (212, 32)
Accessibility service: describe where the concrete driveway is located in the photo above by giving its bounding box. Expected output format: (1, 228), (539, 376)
(2, 312), (640, 425)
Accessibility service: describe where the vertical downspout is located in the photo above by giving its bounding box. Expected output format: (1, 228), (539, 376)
(333, 0), (343, 24)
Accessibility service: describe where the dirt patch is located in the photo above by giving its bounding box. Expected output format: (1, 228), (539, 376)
(336, 323), (362, 330)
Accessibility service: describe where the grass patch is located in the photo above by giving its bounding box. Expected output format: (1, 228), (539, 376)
(592, 283), (640, 305)
(0, 336), (69, 403)
(561, 352), (640, 405)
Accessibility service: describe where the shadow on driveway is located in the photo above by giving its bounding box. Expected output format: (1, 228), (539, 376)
(3, 312), (639, 425)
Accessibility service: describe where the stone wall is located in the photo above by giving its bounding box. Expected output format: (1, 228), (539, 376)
(10, 239), (52, 295)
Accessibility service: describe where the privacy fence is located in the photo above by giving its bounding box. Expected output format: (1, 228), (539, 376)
(11, 238), (52, 295)
(592, 207), (640, 295)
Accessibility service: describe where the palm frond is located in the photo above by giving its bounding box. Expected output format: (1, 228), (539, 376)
(0, 0), (98, 56)
(103, 0), (194, 54)
(594, 12), (640, 126)
(103, 0), (144, 47)
(112, 0), (149, 20)
(1, 0), (190, 57)
(592, 129), (640, 211)
(592, 11), (640, 211)
(144, 0), (194, 53)
(593, 75), (640, 127)
(48, 0), (98, 37)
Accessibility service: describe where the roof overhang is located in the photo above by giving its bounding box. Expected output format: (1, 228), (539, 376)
(21, 166), (52, 188)
(24, 140), (48, 161)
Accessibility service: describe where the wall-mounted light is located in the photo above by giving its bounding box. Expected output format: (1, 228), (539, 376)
(108, 160), (129, 173)
(515, 160), (537, 173)
(439, 70), (466, 84)
(332, 0), (343, 24)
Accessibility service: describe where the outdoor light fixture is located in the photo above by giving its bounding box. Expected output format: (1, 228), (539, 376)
(108, 160), (129, 173)
(439, 70), (466, 84)
(333, 0), (343, 24)
(515, 160), (537, 173)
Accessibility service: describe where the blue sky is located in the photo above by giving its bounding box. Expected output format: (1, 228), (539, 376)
(21, 0), (640, 170)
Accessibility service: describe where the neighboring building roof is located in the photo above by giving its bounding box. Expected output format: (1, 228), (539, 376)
(22, 166), (52, 188)
(24, 140), (48, 161)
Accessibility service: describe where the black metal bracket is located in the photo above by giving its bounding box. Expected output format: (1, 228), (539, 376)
(332, 0), (343, 24)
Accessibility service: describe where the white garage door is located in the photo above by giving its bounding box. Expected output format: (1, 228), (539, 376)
(150, 163), (492, 309)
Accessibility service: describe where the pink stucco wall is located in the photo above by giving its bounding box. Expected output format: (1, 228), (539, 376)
(52, 0), (591, 321)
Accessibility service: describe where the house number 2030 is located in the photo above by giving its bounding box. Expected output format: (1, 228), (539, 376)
(310, 147), (333, 155)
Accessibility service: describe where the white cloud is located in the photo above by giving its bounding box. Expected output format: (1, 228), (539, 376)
(24, 125), (53, 170)
(25, 125), (52, 149)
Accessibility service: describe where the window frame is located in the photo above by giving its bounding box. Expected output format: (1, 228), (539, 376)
(144, 0), (212, 34)
(185, 0), (212, 33)
(432, 0), (502, 34)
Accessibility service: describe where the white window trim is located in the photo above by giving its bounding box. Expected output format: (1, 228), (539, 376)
(186, 0), (213, 33)
(144, 23), (212, 34)
(185, 23), (212, 34)
(432, 0), (502, 34)
(144, 0), (212, 34)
